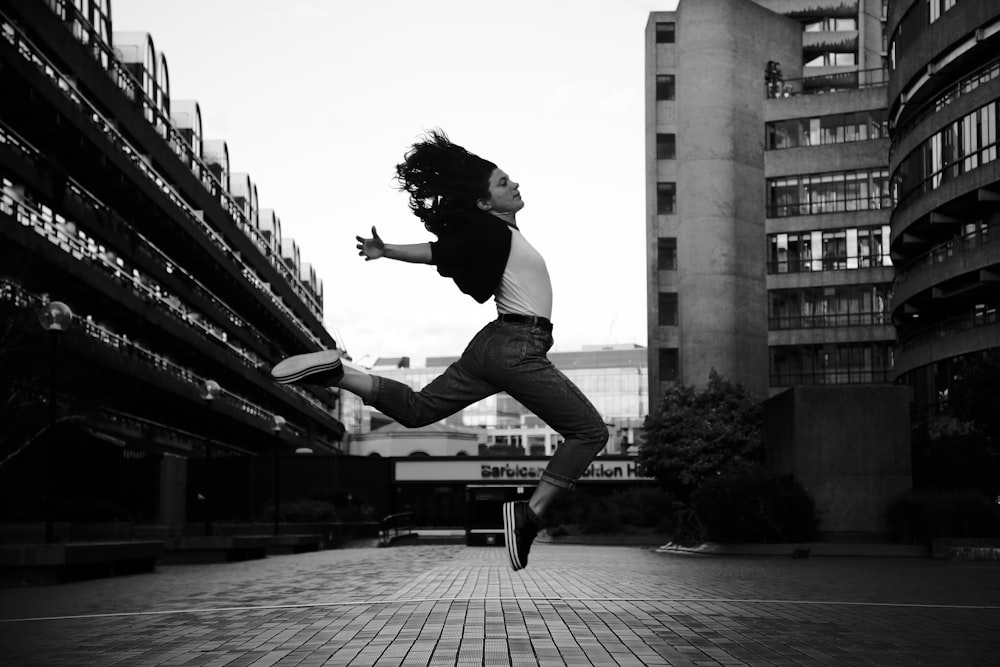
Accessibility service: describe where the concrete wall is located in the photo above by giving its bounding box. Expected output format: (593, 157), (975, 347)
(765, 385), (912, 536)
(674, 0), (802, 397)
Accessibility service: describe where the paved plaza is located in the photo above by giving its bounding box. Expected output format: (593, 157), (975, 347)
(0, 542), (998, 666)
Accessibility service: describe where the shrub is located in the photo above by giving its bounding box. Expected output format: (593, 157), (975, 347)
(610, 486), (676, 527)
(690, 467), (818, 543)
(887, 489), (1000, 544)
(579, 499), (622, 534)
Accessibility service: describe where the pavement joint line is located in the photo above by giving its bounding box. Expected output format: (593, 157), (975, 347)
(2, 596), (999, 624)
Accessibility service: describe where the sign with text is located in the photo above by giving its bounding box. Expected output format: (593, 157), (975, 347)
(394, 458), (651, 483)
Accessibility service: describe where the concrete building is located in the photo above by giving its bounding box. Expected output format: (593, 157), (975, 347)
(351, 345), (647, 457)
(645, 0), (895, 407)
(0, 2), (346, 531)
(645, 0), (917, 536)
(887, 1), (1000, 418)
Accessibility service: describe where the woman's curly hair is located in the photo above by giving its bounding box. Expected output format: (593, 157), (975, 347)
(394, 129), (497, 237)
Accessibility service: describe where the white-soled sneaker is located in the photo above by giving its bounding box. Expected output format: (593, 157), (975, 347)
(271, 350), (344, 386)
(503, 500), (540, 571)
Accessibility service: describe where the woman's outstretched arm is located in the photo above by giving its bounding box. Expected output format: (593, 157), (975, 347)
(356, 226), (433, 264)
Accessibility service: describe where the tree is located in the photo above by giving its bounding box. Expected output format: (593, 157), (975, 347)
(638, 369), (763, 499)
(912, 350), (1000, 497)
(947, 349), (1000, 448)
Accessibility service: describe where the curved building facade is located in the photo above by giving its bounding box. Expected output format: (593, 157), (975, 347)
(887, 1), (1000, 414)
(0, 1), (346, 530)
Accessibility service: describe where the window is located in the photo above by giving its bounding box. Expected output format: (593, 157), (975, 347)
(770, 343), (893, 385)
(657, 182), (676, 214)
(656, 75), (675, 101)
(655, 22), (675, 44)
(656, 133), (676, 159)
(658, 292), (678, 326)
(767, 169), (889, 217)
(659, 348), (679, 382)
(768, 225), (890, 274)
(805, 52), (858, 67)
(929, 0), (959, 23)
(892, 100), (999, 210)
(766, 110), (888, 150)
(657, 237), (677, 270)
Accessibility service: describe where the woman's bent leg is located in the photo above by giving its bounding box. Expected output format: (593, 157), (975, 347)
(367, 356), (497, 428)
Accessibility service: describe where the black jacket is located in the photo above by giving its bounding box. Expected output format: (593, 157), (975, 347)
(430, 211), (514, 303)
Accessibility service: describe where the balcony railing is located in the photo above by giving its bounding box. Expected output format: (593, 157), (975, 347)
(769, 312), (892, 330)
(45, 0), (325, 320)
(0, 277), (317, 441)
(893, 220), (996, 291)
(0, 187), (331, 418)
(890, 55), (1000, 155)
(898, 307), (1000, 354)
(0, 9), (325, 330)
(767, 67), (889, 99)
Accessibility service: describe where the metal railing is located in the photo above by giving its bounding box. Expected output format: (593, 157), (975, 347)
(894, 221), (996, 290)
(379, 511), (415, 546)
(0, 277), (310, 439)
(768, 67), (889, 99)
(0, 11), (326, 342)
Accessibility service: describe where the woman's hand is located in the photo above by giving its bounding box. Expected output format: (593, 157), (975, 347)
(356, 226), (385, 261)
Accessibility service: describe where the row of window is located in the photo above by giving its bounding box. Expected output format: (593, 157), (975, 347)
(766, 109), (888, 150)
(805, 52), (858, 68)
(893, 56), (999, 147)
(770, 343), (894, 386)
(767, 169), (891, 217)
(804, 18), (858, 32)
(658, 343), (894, 386)
(768, 226), (892, 274)
(769, 285), (891, 330)
(891, 99), (998, 211)
(659, 282), (892, 330)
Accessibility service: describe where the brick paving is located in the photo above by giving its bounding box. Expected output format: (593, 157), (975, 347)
(0, 543), (998, 666)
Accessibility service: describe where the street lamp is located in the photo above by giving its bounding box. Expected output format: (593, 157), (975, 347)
(38, 300), (73, 543)
(271, 414), (285, 536)
(200, 379), (221, 537)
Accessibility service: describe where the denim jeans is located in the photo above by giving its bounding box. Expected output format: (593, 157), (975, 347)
(367, 318), (609, 489)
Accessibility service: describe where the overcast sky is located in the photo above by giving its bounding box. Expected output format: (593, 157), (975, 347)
(113, 0), (678, 366)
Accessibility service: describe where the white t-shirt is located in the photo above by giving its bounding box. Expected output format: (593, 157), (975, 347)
(494, 228), (553, 320)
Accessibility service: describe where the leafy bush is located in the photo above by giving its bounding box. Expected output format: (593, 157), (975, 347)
(887, 489), (1000, 544)
(690, 467), (818, 543)
(541, 485), (674, 533)
(639, 370), (763, 499)
(579, 499), (622, 534)
(609, 486), (676, 527)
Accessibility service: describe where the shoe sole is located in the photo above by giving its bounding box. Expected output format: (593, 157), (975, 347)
(502, 501), (525, 571)
(271, 350), (342, 384)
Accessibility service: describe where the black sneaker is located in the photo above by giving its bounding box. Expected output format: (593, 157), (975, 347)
(271, 350), (344, 386)
(503, 501), (540, 571)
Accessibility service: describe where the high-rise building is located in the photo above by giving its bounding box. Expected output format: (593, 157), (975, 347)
(0, 2), (345, 526)
(645, 0), (895, 408)
(887, 1), (1000, 419)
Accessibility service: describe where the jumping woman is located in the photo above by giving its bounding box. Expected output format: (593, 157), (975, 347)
(271, 130), (609, 570)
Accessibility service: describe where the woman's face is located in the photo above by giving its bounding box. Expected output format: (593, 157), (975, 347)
(480, 168), (524, 215)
